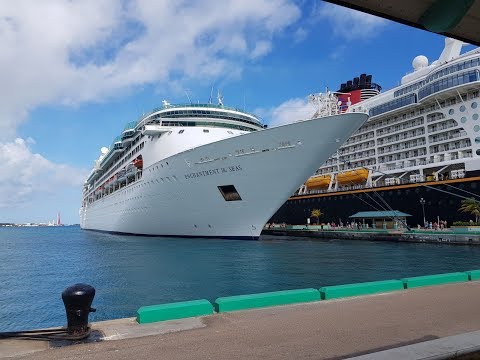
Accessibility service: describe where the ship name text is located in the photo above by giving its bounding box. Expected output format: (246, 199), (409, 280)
(184, 165), (243, 180)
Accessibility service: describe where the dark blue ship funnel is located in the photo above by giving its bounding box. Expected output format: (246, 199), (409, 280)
(62, 283), (96, 339)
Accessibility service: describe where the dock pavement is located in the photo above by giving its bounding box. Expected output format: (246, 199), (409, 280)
(3, 281), (480, 359)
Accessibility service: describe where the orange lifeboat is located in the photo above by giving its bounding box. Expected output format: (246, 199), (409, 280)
(336, 168), (369, 185)
(305, 175), (331, 189)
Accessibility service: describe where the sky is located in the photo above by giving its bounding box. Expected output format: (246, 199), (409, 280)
(0, 0), (474, 224)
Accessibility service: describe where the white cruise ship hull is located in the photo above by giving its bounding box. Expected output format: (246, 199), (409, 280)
(80, 113), (367, 239)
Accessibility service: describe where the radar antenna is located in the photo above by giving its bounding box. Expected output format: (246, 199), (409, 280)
(209, 86), (214, 104)
(185, 90), (192, 103)
(217, 89), (223, 106)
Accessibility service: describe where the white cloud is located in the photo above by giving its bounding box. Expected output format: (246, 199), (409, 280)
(250, 41), (272, 59)
(259, 97), (315, 127)
(0, 0), (301, 140)
(329, 44), (347, 60)
(0, 0), (302, 220)
(293, 27), (308, 43)
(0, 138), (88, 208)
(315, 3), (388, 40)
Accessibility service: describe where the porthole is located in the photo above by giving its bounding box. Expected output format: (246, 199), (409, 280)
(460, 105), (466, 112)
(473, 113), (479, 121)
(472, 102), (478, 109)
(475, 137), (480, 143)
(461, 116), (467, 123)
(475, 125), (480, 132)
(449, 109), (454, 115)
(477, 149), (480, 156)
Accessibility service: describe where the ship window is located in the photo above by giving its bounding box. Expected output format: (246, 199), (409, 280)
(218, 185), (242, 201)
(178, 129), (184, 134)
(203, 129), (209, 133)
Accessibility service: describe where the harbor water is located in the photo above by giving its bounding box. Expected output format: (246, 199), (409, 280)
(1, 225), (480, 332)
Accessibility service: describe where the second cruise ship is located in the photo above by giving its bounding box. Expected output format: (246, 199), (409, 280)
(271, 38), (480, 228)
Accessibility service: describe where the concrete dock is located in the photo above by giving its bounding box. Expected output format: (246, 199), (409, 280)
(3, 281), (480, 359)
(262, 227), (480, 245)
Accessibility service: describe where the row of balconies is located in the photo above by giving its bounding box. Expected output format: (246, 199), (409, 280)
(429, 131), (468, 143)
(379, 149), (427, 163)
(375, 112), (424, 129)
(376, 120), (424, 136)
(339, 159), (376, 171)
(377, 130), (425, 145)
(429, 139), (471, 153)
(428, 121), (457, 133)
(378, 140), (426, 155)
(373, 150), (474, 173)
(426, 113), (446, 123)
(344, 131), (375, 145)
(339, 151), (376, 162)
(339, 141), (375, 155)
(355, 123), (377, 135)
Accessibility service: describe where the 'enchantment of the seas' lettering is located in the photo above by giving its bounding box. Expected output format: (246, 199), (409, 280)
(184, 165), (242, 179)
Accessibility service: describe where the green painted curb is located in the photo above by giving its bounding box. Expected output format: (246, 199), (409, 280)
(465, 270), (480, 281)
(319, 280), (404, 300)
(137, 299), (213, 324)
(402, 272), (468, 289)
(214, 288), (320, 312)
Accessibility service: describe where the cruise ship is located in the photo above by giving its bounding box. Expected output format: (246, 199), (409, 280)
(271, 38), (480, 228)
(80, 96), (367, 239)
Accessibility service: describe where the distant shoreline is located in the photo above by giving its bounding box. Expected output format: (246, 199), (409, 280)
(0, 223), (78, 227)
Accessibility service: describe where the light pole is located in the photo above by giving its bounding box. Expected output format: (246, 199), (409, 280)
(419, 198), (426, 227)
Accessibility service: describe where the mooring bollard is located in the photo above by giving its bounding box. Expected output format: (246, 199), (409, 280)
(61, 283), (96, 339)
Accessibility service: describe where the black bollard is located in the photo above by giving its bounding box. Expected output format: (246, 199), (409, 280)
(61, 284), (96, 339)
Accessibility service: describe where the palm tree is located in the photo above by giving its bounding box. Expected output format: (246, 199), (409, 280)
(310, 209), (323, 225)
(459, 198), (480, 222)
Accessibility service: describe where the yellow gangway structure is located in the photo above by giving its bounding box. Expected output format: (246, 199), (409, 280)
(336, 168), (369, 185)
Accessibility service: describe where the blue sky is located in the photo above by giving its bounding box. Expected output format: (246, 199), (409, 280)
(0, 1), (473, 224)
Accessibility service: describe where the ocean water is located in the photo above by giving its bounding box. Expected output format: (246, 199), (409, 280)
(1, 225), (480, 332)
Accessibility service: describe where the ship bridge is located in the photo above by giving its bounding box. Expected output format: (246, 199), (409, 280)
(136, 103), (265, 133)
